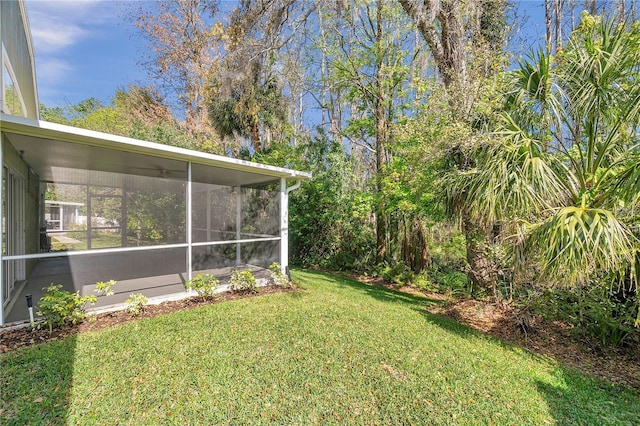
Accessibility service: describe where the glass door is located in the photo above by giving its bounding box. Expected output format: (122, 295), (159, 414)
(2, 167), (25, 307)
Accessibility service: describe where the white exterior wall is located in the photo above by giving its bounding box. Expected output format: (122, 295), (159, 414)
(0, 0), (39, 119)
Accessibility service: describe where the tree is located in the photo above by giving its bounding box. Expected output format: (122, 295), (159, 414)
(327, 0), (417, 264)
(206, 0), (314, 155)
(41, 86), (219, 153)
(130, 0), (220, 131)
(289, 131), (375, 270)
(458, 14), (640, 293)
(399, 0), (509, 292)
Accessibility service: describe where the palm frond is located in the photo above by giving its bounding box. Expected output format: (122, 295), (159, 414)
(519, 205), (636, 287)
(606, 151), (640, 205)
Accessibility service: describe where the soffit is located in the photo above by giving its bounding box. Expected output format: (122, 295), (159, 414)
(1, 115), (311, 187)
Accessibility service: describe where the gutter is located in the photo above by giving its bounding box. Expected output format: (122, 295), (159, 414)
(286, 180), (302, 194)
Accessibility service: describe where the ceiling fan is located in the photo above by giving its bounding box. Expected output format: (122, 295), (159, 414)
(128, 165), (185, 179)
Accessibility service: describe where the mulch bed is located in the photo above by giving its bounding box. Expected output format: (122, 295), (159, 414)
(0, 285), (294, 354)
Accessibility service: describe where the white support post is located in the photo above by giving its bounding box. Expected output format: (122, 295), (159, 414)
(280, 180), (301, 277)
(280, 178), (288, 276)
(121, 181), (127, 247)
(186, 162), (193, 281)
(206, 189), (211, 251)
(235, 187), (242, 266)
(86, 186), (92, 248)
(0, 133), (4, 325)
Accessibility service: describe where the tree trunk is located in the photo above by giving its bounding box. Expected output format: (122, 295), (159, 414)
(545, 0), (552, 52)
(554, 0), (562, 52)
(401, 216), (431, 273)
(398, 0), (468, 116)
(399, 0), (504, 293)
(251, 120), (261, 152)
(375, 0), (388, 264)
(617, 0), (626, 24)
(463, 215), (498, 297)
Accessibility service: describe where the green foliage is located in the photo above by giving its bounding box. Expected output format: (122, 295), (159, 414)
(519, 204), (635, 286)
(4, 83), (25, 116)
(125, 293), (148, 317)
(435, 269), (471, 294)
(37, 284), (97, 331)
(429, 229), (468, 270)
(126, 191), (186, 245)
(229, 269), (258, 293)
(290, 132), (375, 271)
(95, 280), (117, 297)
(493, 15), (640, 289)
(412, 268), (472, 298)
(534, 285), (639, 348)
(268, 262), (291, 287)
(378, 261), (413, 286)
(185, 273), (219, 299)
(208, 73), (288, 153)
(435, 14), (640, 340)
(41, 87), (218, 153)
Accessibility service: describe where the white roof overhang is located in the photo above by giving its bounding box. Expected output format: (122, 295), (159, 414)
(0, 114), (311, 187)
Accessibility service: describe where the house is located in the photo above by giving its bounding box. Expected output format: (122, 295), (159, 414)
(0, 0), (310, 325)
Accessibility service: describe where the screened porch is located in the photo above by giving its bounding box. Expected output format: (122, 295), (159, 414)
(0, 115), (310, 325)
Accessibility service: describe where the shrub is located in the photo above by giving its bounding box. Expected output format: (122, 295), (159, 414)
(185, 273), (219, 299)
(38, 284), (97, 331)
(379, 261), (413, 286)
(412, 271), (438, 292)
(413, 268), (472, 298)
(429, 229), (467, 270)
(95, 279), (117, 297)
(230, 269), (258, 293)
(125, 293), (148, 317)
(534, 285), (639, 348)
(434, 269), (471, 296)
(268, 262), (292, 287)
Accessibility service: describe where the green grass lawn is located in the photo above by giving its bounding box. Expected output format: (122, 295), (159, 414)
(2, 270), (639, 425)
(51, 231), (154, 251)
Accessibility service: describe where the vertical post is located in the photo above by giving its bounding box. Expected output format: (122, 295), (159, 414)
(187, 162), (193, 281)
(121, 180), (127, 247)
(235, 187), (241, 265)
(206, 189), (211, 248)
(0, 134), (4, 325)
(86, 185), (92, 249)
(39, 182), (45, 233)
(280, 178), (288, 276)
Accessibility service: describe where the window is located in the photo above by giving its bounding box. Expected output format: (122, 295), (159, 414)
(2, 60), (27, 117)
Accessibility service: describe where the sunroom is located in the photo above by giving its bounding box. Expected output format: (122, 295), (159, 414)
(0, 114), (310, 325)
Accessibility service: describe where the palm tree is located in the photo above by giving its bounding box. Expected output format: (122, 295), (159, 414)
(452, 14), (640, 291)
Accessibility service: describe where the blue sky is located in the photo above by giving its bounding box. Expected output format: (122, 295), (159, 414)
(26, 0), (146, 108)
(26, 0), (549, 110)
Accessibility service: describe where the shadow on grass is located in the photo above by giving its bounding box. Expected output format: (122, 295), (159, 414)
(296, 268), (443, 310)
(0, 334), (76, 425)
(298, 269), (485, 340)
(298, 269), (640, 424)
(535, 370), (640, 425)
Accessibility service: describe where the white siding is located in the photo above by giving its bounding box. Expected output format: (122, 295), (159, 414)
(0, 0), (38, 119)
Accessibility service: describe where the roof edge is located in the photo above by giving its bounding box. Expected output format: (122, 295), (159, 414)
(0, 114), (312, 180)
